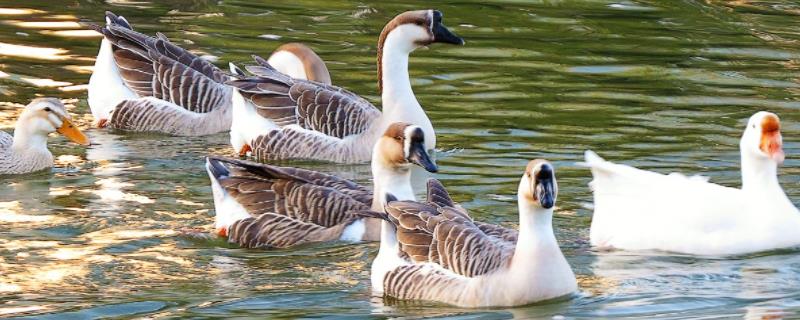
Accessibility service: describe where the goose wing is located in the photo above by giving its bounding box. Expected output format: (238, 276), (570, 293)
(208, 157), (372, 227)
(425, 179), (519, 243)
(227, 212), (358, 249)
(0, 131), (11, 152)
(383, 200), (515, 278)
(91, 13), (231, 113)
(227, 57), (380, 139)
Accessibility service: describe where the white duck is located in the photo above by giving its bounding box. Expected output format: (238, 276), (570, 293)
(205, 122), (437, 248)
(584, 111), (800, 255)
(227, 9), (463, 162)
(0, 98), (90, 175)
(363, 160), (577, 307)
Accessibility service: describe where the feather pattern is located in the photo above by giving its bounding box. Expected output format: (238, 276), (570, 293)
(89, 12), (233, 135)
(207, 157), (380, 248)
(0, 131), (53, 175)
(229, 60), (381, 138)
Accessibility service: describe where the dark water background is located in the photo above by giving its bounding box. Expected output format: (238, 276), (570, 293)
(2, 0), (800, 318)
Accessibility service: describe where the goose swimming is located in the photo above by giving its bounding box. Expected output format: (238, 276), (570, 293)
(363, 160), (577, 307)
(88, 12), (331, 136)
(1, 98), (90, 175)
(584, 111), (800, 255)
(227, 9), (463, 162)
(205, 122), (437, 248)
(266, 42), (331, 84)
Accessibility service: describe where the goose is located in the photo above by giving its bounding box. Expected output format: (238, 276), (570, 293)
(1, 98), (90, 175)
(227, 9), (464, 162)
(361, 160), (577, 307)
(266, 42), (331, 84)
(205, 122), (438, 248)
(584, 111), (800, 255)
(88, 12), (331, 136)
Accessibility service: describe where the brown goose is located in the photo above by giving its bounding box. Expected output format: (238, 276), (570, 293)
(1, 98), (89, 175)
(88, 12), (331, 136)
(227, 9), (464, 163)
(364, 160), (577, 307)
(205, 122), (437, 249)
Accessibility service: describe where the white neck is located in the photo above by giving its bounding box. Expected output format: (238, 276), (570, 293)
(739, 151), (795, 212)
(380, 30), (423, 120)
(740, 152), (780, 192)
(511, 182), (560, 271)
(11, 123), (49, 155)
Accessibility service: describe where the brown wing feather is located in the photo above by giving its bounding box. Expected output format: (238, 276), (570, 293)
(227, 58), (380, 138)
(98, 21), (231, 113)
(384, 201), (515, 278)
(227, 213), (357, 248)
(209, 157), (372, 226)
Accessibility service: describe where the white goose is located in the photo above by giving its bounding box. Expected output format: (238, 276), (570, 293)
(227, 9), (464, 162)
(585, 111), (800, 255)
(205, 122), (437, 248)
(88, 12), (330, 136)
(0, 98), (90, 175)
(363, 160), (577, 307)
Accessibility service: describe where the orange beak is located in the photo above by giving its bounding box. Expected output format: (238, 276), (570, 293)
(239, 144), (251, 157)
(216, 226), (228, 238)
(759, 114), (784, 164)
(57, 118), (90, 146)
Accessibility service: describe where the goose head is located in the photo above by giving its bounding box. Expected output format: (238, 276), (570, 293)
(519, 160), (558, 210)
(267, 43), (332, 85)
(373, 122), (438, 173)
(377, 9), (464, 91)
(741, 111), (784, 165)
(13, 98), (90, 149)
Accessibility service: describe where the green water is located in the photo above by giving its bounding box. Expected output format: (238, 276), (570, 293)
(2, 0), (800, 318)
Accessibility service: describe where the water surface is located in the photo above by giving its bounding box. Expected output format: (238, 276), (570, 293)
(1, 0), (800, 318)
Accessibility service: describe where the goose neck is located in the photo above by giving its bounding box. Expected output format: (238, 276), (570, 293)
(379, 34), (420, 117)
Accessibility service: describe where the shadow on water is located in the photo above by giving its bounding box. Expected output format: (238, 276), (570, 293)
(2, 0), (800, 318)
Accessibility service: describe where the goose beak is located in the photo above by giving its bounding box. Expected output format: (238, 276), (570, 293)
(408, 141), (438, 173)
(760, 114), (784, 164)
(431, 11), (464, 45)
(57, 117), (90, 146)
(534, 165), (556, 209)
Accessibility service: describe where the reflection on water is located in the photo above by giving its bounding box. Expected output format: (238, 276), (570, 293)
(2, 0), (800, 318)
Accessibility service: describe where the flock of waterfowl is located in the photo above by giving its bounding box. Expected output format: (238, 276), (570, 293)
(3, 8), (800, 308)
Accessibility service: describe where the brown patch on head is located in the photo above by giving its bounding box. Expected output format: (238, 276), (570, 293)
(274, 43), (331, 85)
(378, 122), (412, 166)
(523, 159), (551, 202)
(377, 10), (432, 92)
(759, 113), (783, 160)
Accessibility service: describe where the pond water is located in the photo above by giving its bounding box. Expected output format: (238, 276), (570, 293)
(2, 0), (800, 318)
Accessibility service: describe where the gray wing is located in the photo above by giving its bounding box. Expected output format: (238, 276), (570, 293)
(108, 97), (225, 136)
(227, 213), (357, 249)
(383, 264), (470, 303)
(227, 57), (380, 139)
(383, 201), (515, 278)
(0, 131), (11, 152)
(208, 156), (372, 226)
(92, 13), (231, 113)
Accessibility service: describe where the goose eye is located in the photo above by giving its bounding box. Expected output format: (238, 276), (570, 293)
(394, 136), (402, 141)
(43, 107), (51, 112)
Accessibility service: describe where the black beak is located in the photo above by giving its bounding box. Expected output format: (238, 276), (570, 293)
(431, 11), (464, 45)
(407, 141), (438, 173)
(534, 165), (556, 209)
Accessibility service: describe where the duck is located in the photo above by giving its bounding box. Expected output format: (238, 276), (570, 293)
(0, 98), (90, 175)
(205, 122), (438, 248)
(88, 12), (331, 136)
(584, 111), (800, 255)
(227, 9), (464, 162)
(361, 160), (577, 307)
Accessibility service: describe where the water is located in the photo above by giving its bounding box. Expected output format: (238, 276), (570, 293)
(1, 0), (800, 318)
